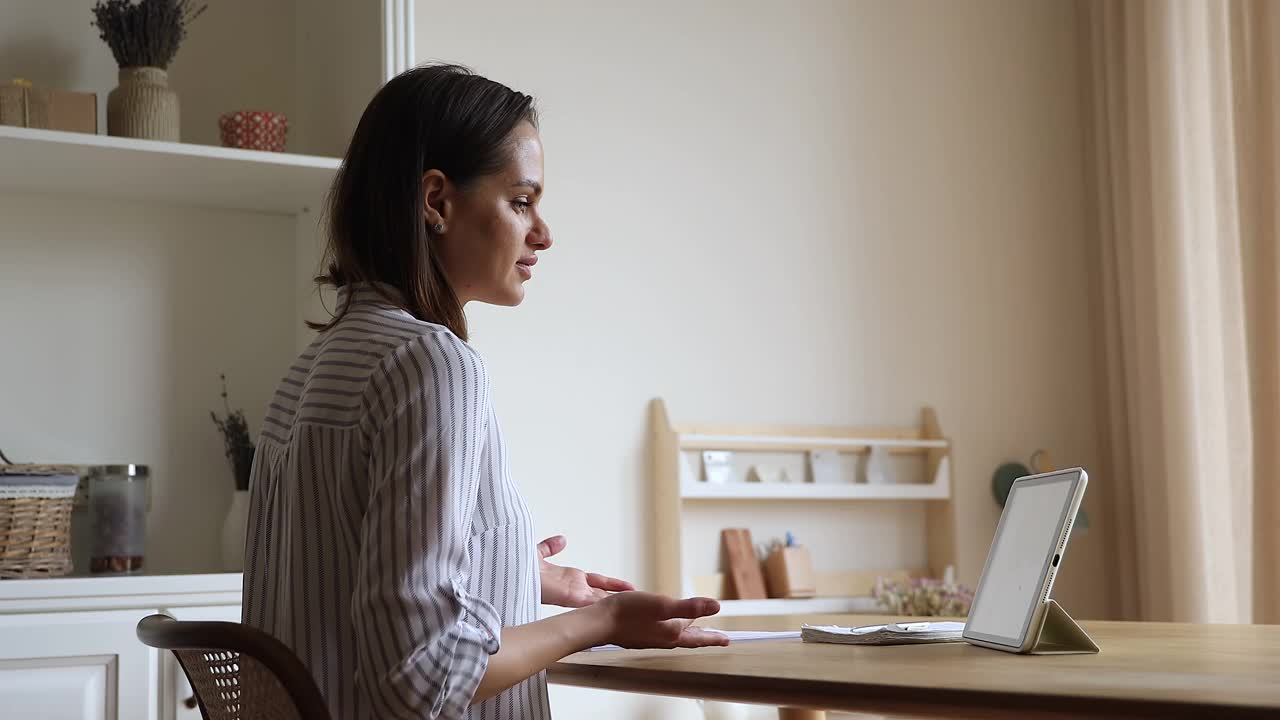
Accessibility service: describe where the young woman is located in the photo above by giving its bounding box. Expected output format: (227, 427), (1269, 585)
(241, 65), (727, 720)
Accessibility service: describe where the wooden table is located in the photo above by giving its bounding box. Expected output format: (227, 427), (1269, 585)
(548, 614), (1280, 719)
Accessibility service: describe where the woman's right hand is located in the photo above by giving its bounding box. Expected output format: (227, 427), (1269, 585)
(474, 590), (729, 704)
(594, 591), (730, 649)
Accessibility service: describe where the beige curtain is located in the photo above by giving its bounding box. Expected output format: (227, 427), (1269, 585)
(1081, 0), (1280, 624)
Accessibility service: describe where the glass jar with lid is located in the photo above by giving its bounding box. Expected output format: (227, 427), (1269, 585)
(88, 464), (149, 573)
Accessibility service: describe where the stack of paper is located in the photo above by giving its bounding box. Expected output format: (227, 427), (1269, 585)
(801, 621), (965, 646)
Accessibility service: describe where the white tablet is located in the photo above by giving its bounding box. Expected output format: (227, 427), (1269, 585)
(963, 468), (1088, 653)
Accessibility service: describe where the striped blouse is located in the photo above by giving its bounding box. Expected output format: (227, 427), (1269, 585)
(242, 284), (550, 720)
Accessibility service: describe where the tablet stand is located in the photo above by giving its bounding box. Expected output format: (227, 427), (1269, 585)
(1026, 599), (1099, 654)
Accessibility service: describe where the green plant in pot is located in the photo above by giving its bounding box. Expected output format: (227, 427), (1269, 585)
(91, 0), (207, 141)
(211, 374), (254, 571)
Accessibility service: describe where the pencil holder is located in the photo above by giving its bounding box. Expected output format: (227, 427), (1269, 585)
(764, 545), (816, 598)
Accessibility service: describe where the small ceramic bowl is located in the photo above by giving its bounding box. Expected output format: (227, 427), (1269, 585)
(218, 111), (288, 152)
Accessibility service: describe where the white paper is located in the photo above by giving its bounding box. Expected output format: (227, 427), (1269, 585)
(588, 628), (799, 651)
(710, 629), (801, 641)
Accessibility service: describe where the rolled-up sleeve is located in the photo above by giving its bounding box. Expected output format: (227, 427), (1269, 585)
(353, 332), (500, 719)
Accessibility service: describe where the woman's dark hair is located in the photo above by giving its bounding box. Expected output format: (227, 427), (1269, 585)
(310, 63), (538, 340)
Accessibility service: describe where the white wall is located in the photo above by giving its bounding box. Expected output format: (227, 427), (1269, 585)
(418, 1), (1108, 717)
(292, 0), (384, 157)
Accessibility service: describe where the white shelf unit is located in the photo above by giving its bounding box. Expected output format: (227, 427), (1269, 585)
(0, 124), (342, 346)
(0, 126), (340, 215)
(0, 0), (397, 582)
(0, 124), (342, 354)
(651, 398), (958, 617)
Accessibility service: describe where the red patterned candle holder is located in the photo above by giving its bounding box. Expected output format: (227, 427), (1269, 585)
(218, 110), (288, 152)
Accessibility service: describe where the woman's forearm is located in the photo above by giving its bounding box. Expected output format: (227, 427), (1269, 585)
(472, 604), (611, 704)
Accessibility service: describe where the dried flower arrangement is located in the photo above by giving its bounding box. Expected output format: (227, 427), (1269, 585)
(873, 576), (975, 617)
(210, 374), (254, 491)
(91, 0), (208, 69)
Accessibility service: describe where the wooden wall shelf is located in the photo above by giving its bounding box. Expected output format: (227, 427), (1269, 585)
(680, 480), (949, 501)
(651, 398), (958, 616)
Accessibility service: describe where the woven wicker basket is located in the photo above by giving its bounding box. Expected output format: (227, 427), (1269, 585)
(0, 465), (79, 579)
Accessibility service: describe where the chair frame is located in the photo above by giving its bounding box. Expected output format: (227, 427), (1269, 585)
(136, 613), (333, 720)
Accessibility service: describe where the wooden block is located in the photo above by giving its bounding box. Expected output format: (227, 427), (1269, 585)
(764, 546), (817, 598)
(45, 88), (97, 133)
(0, 86), (24, 126)
(0, 85), (96, 133)
(721, 528), (767, 600)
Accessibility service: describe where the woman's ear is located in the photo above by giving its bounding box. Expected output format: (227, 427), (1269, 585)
(422, 169), (453, 230)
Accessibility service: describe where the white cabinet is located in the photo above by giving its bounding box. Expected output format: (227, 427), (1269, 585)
(0, 574), (241, 720)
(0, 609), (159, 720)
(0, 659), (109, 720)
(160, 605), (244, 720)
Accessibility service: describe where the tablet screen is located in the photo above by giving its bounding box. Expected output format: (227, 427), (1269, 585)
(964, 470), (1083, 647)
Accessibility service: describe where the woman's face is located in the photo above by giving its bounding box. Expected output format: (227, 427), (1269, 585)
(425, 122), (552, 306)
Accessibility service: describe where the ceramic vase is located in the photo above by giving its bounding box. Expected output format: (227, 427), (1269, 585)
(220, 489), (249, 571)
(107, 67), (179, 141)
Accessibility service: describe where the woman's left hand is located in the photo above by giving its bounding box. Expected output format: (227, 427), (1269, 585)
(537, 535), (635, 608)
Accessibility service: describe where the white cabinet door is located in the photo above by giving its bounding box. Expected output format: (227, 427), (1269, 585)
(0, 609), (159, 720)
(159, 604), (242, 720)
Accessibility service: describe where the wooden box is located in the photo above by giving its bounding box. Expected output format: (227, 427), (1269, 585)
(0, 82), (97, 133)
(765, 546), (816, 598)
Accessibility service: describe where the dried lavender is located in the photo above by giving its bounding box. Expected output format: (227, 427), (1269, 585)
(210, 374), (255, 491)
(91, 0), (208, 69)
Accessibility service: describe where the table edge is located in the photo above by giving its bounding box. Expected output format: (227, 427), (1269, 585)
(547, 661), (1279, 719)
